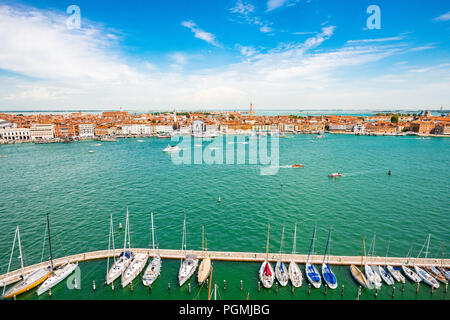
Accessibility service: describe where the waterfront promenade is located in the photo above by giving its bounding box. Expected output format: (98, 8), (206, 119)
(1, 248), (448, 287)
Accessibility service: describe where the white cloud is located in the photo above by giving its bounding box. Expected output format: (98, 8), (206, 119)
(266, 0), (288, 12)
(229, 1), (273, 34)
(0, 4), (449, 110)
(181, 20), (221, 47)
(433, 11), (450, 22)
(230, 0), (254, 15)
(347, 36), (404, 44)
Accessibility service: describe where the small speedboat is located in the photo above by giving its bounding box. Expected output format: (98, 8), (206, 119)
(328, 173), (342, 178)
(88, 150), (94, 153)
(158, 134), (171, 139)
(163, 144), (180, 152)
(292, 164), (304, 168)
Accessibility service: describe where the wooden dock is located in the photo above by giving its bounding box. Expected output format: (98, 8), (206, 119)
(1, 248), (448, 287)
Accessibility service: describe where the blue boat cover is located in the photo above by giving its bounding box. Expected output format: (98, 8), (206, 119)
(323, 264), (337, 284)
(119, 251), (132, 259)
(307, 265), (321, 282)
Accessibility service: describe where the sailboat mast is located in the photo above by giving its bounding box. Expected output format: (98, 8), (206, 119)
(265, 224), (270, 261)
(151, 212), (155, 252)
(323, 227), (332, 264)
(279, 224), (285, 257)
(292, 224), (297, 254)
(361, 235), (364, 270)
(46, 213), (54, 271)
(306, 225), (316, 264)
(424, 234), (431, 264)
(202, 225), (205, 256)
(181, 213), (186, 266)
(123, 208), (128, 253)
(442, 241), (445, 268)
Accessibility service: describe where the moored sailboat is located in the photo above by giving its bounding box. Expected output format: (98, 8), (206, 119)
(288, 224), (302, 288)
(275, 225), (289, 287)
(305, 225), (321, 289)
(321, 227), (337, 289)
(364, 233), (382, 290)
(349, 235), (368, 288)
(401, 245), (421, 283)
(378, 241), (394, 286)
(142, 212), (162, 286)
(414, 234), (439, 289)
(106, 209), (133, 285)
(2, 226), (52, 299)
(426, 241), (448, 284)
(37, 213), (78, 296)
(197, 226), (212, 285)
(178, 214), (198, 286)
(259, 224), (275, 289)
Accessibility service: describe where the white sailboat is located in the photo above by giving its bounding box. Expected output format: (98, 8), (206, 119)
(259, 224), (275, 289)
(288, 224), (303, 288)
(364, 233), (382, 290)
(178, 214), (198, 286)
(305, 225), (321, 288)
(275, 225), (289, 287)
(414, 234), (439, 289)
(197, 226), (212, 285)
(321, 227), (338, 289)
(37, 213), (78, 296)
(2, 226), (52, 299)
(106, 209), (133, 285)
(378, 241), (394, 286)
(401, 245), (421, 283)
(142, 212), (162, 286)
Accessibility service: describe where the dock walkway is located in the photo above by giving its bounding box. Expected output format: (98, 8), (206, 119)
(1, 248), (448, 287)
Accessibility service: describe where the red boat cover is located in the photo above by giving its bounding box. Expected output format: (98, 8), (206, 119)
(264, 263), (272, 276)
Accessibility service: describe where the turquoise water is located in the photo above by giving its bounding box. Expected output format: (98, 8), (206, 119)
(0, 134), (449, 300)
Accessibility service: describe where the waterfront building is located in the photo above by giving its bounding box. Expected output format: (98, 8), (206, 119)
(353, 124), (366, 134)
(0, 119), (15, 130)
(0, 128), (31, 142)
(30, 124), (54, 140)
(78, 124), (95, 138)
(54, 125), (76, 138)
(122, 124), (152, 135)
(179, 126), (192, 135)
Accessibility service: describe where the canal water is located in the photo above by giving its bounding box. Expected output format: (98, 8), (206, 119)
(0, 134), (448, 300)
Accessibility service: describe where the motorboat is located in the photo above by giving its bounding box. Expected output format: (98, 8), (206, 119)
(163, 144), (180, 152)
(328, 173), (342, 178)
(292, 164), (304, 168)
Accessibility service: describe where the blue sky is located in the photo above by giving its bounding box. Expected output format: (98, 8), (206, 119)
(0, 0), (449, 110)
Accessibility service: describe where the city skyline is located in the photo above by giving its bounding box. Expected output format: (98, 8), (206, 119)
(0, 0), (449, 110)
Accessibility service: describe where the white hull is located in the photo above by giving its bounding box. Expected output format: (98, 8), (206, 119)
(321, 263), (338, 289)
(259, 260), (275, 289)
(121, 254), (148, 288)
(387, 265), (405, 283)
(377, 265), (394, 286)
(305, 263), (322, 289)
(37, 263), (78, 296)
(142, 256), (161, 286)
(2, 267), (51, 299)
(288, 261), (302, 287)
(106, 256), (132, 285)
(178, 255), (198, 286)
(275, 261), (289, 287)
(414, 266), (439, 289)
(365, 264), (382, 290)
(401, 265), (421, 283)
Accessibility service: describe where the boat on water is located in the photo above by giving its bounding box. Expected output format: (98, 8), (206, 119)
(2, 226), (52, 299)
(157, 133), (171, 139)
(305, 225), (321, 288)
(106, 209), (133, 285)
(142, 212), (162, 286)
(197, 226), (212, 285)
(378, 241), (394, 285)
(178, 214), (198, 286)
(288, 224), (302, 288)
(122, 253), (148, 288)
(259, 224), (275, 289)
(37, 214), (78, 296)
(321, 227), (337, 289)
(88, 150), (94, 153)
(275, 225), (289, 287)
(100, 137), (117, 142)
(328, 173), (342, 178)
(414, 234), (439, 289)
(0, 155), (7, 158)
(163, 144), (180, 152)
(426, 241), (448, 284)
(349, 235), (368, 288)
(291, 164), (304, 168)
(387, 265), (405, 283)
(364, 233), (382, 290)
(401, 245), (421, 283)
(440, 268), (450, 281)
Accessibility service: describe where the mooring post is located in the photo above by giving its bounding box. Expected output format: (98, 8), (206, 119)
(93, 280), (96, 291)
(13, 295), (16, 300)
(445, 283), (448, 293)
(223, 280), (226, 290)
(292, 286), (294, 294)
(341, 285), (344, 296)
(392, 286), (395, 298)
(275, 282), (278, 293)
(149, 285), (152, 295)
(112, 281), (114, 291)
(402, 282), (405, 292)
(308, 284), (311, 295)
(240, 280), (243, 291)
(324, 283), (327, 295)
(357, 286), (361, 300)
(375, 288), (378, 298)
(416, 282), (419, 294)
(431, 286), (434, 294)
(49, 288), (52, 297)
(130, 282), (133, 292)
(168, 282), (171, 294)
(74, 278), (78, 290)
(258, 281), (261, 292)
(206, 279), (208, 287)
(188, 283), (191, 294)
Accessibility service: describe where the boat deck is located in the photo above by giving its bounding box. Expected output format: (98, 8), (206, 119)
(1, 248), (448, 287)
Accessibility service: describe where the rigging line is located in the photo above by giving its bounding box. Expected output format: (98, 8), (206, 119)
(40, 222), (48, 263)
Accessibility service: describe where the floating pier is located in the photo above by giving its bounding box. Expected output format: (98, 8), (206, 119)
(1, 248), (448, 287)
